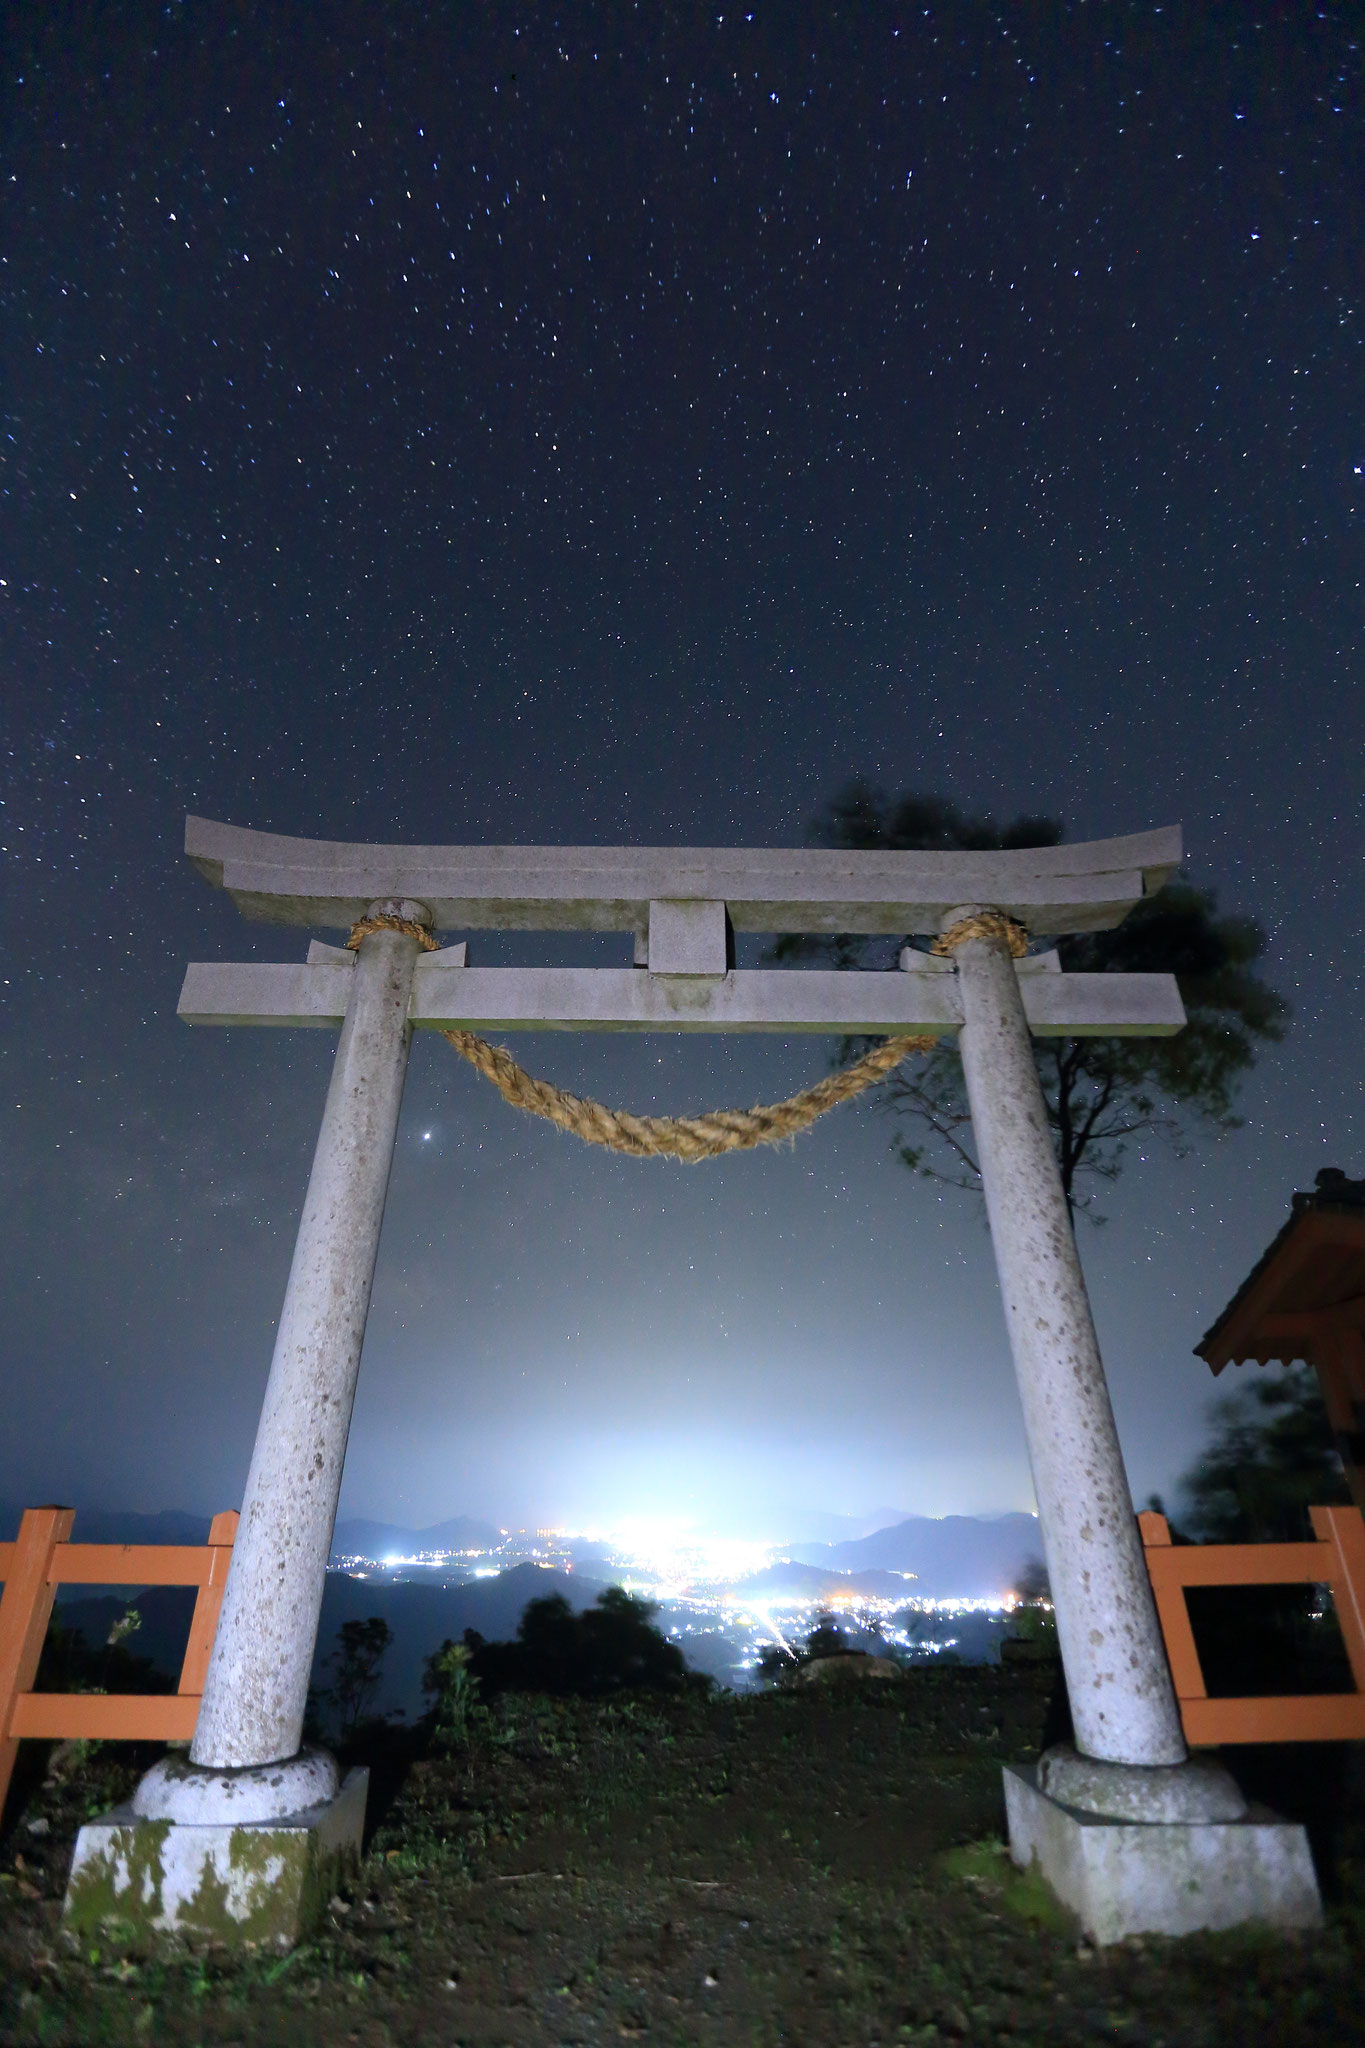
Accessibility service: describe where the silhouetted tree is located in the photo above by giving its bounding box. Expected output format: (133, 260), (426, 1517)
(1178, 1364), (1350, 1544)
(803, 1613), (850, 1661)
(1012, 1557), (1052, 1604)
(1173, 1365), (1354, 1700)
(461, 1587), (691, 1697)
(757, 1643), (798, 1684)
(1006, 1560), (1058, 1656)
(776, 781), (1287, 1220)
(322, 1616), (393, 1740)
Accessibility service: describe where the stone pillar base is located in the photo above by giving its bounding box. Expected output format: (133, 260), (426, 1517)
(1003, 1763), (1321, 1945)
(63, 1767), (368, 1948)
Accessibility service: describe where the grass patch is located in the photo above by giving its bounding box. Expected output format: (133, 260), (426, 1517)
(939, 1836), (1078, 1932)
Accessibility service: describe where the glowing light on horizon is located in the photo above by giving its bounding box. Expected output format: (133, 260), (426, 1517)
(554, 1513), (776, 1589)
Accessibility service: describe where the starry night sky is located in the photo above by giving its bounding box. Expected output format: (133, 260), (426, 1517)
(3, 4), (1362, 1537)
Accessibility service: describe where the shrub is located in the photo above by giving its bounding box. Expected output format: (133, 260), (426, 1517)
(460, 1587), (692, 1698)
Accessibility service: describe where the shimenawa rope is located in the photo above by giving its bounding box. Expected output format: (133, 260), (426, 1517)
(436, 1027), (937, 1161)
(346, 913), (442, 953)
(345, 910), (1029, 1161)
(931, 910), (1030, 960)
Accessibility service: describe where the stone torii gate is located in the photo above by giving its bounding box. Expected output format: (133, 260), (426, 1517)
(70, 815), (1319, 1946)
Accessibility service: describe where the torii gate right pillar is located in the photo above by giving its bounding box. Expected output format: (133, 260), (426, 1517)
(948, 910), (1188, 1770)
(949, 910), (1321, 1943)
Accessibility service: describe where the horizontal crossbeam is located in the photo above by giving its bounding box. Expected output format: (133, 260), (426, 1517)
(185, 814), (1181, 935)
(9, 1693), (200, 1742)
(1179, 1695), (1365, 1745)
(178, 957), (1185, 1036)
(46, 1544), (223, 1587)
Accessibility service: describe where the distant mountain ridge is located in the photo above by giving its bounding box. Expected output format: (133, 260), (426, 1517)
(731, 1562), (916, 1602)
(0, 1505), (215, 1546)
(330, 1515), (503, 1561)
(788, 1514), (1042, 1598)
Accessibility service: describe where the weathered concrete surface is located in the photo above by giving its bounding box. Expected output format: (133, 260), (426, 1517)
(132, 1746), (338, 1824)
(65, 1768), (367, 1948)
(647, 898), (729, 976)
(184, 917), (422, 1775)
(184, 813), (1181, 933)
(177, 958), (1186, 1038)
(1003, 1765), (1322, 1944)
(951, 913), (1189, 1769)
(1038, 1742), (1245, 1822)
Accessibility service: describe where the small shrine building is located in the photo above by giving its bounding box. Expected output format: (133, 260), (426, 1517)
(1196, 1169), (1365, 1512)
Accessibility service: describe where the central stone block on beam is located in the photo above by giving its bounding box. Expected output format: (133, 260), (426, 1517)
(647, 899), (730, 977)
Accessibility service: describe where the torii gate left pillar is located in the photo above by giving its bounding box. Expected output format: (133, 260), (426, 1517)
(64, 817), (1320, 1947)
(67, 904), (427, 1944)
(191, 909), (425, 1773)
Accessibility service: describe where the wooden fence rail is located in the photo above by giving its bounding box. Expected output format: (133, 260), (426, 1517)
(0, 1506), (238, 1816)
(1140, 1503), (1365, 1745)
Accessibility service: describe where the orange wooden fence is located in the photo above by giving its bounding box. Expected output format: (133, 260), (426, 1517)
(1140, 1503), (1365, 1744)
(0, 1506), (238, 1815)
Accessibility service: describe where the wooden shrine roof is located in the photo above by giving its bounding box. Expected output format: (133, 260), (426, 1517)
(1196, 1172), (1365, 1374)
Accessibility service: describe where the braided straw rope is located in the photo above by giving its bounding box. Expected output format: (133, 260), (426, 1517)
(347, 913), (442, 953)
(346, 906), (1030, 1161)
(437, 1027), (938, 1160)
(932, 910), (1030, 960)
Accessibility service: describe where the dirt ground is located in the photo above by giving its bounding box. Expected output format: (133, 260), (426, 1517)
(3, 1666), (1364, 2046)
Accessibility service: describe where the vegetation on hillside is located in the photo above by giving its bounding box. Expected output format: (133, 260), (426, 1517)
(451, 1585), (694, 1699)
(5, 1668), (1364, 2045)
(1176, 1362), (1351, 1544)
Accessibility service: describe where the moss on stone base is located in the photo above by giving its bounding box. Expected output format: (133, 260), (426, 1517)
(63, 1776), (366, 1949)
(63, 1818), (172, 1932)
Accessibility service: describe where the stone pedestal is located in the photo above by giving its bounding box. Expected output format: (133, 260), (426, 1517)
(1003, 1763), (1322, 1944)
(63, 1768), (367, 1947)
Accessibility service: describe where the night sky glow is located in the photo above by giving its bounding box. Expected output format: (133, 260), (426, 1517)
(2, 6), (1362, 1540)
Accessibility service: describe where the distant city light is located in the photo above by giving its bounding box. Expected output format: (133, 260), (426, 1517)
(332, 1515), (1022, 1688)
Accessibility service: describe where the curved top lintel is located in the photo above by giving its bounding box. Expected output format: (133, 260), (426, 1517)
(184, 814), (1182, 937)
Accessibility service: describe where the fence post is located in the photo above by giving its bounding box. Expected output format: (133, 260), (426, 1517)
(0, 1507), (75, 1818)
(1137, 1512), (1208, 1704)
(1312, 1505), (1365, 1694)
(178, 1510), (239, 1699)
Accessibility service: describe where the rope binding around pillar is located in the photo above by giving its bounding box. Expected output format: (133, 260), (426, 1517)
(932, 910), (1030, 960)
(346, 912), (442, 953)
(344, 908), (1031, 1162)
